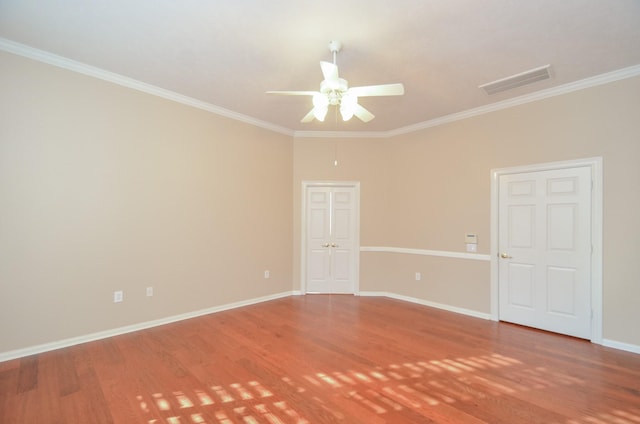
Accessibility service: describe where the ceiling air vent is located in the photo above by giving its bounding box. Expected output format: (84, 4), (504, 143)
(479, 64), (552, 95)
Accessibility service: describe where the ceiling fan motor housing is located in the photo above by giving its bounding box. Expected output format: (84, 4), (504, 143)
(320, 78), (349, 105)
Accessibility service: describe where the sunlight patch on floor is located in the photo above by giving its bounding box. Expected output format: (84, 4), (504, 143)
(566, 407), (640, 424)
(135, 352), (640, 424)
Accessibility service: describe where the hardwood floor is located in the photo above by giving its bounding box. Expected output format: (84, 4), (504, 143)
(1, 295), (640, 423)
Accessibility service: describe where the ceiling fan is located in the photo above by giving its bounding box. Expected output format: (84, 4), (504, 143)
(267, 41), (405, 123)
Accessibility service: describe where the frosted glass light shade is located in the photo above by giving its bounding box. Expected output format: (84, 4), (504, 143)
(340, 93), (357, 121)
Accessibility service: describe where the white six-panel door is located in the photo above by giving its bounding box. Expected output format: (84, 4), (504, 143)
(305, 184), (358, 294)
(498, 166), (592, 339)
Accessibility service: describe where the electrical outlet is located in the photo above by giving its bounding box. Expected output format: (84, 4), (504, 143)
(146, 287), (153, 297)
(113, 290), (123, 303)
(415, 272), (421, 281)
(264, 270), (270, 279)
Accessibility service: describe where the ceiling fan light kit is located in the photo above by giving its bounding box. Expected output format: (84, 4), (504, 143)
(267, 41), (405, 123)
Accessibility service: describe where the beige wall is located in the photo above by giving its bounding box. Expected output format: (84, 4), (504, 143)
(0, 52), (293, 353)
(294, 75), (640, 346)
(2, 48), (639, 355)
(292, 137), (392, 288)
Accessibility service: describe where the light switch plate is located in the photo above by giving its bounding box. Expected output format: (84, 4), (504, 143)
(113, 290), (123, 303)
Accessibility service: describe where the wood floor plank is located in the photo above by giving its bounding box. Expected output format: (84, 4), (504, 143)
(16, 355), (39, 394)
(2, 295), (640, 423)
(53, 349), (81, 397)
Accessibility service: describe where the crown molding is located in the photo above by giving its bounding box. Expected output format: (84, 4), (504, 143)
(293, 130), (388, 139)
(384, 64), (640, 138)
(0, 38), (295, 137)
(293, 64), (640, 139)
(2, 37), (639, 140)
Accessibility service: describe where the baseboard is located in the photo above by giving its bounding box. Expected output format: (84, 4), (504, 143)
(0, 291), (294, 363)
(4, 291), (636, 362)
(602, 339), (640, 355)
(360, 292), (640, 355)
(358, 291), (492, 320)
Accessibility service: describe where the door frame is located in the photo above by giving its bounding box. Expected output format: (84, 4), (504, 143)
(490, 157), (603, 343)
(301, 181), (361, 295)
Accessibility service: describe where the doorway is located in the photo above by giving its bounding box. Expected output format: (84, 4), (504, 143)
(301, 182), (360, 294)
(491, 158), (603, 342)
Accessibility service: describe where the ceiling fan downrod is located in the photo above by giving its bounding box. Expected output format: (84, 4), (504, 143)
(328, 40), (342, 65)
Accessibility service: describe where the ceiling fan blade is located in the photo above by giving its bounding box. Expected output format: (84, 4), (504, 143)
(353, 104), (375, 122)
(266, 90), (318, 96)
(348, 83), (405, 97)
(301, 108), (316, 123)
(320, 61), (339, 82)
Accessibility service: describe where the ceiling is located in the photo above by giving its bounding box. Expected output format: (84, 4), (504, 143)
(1, 0), (639, 135)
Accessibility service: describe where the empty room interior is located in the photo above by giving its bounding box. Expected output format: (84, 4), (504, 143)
(1, 1), (640, 423)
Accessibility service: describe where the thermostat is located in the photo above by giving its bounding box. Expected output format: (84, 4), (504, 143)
(465, 233), (478, 244)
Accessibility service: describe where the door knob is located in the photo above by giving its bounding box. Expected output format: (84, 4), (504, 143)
(322, 243), (330, 247)
(331, 243), (339, 248)
(500, 252), (513, 259)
